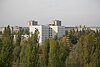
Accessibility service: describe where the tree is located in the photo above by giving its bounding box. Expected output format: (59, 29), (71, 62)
(90, 31), (100, 67)
(0, 39), (2, 54)
(20, 40), (30, 67)
(28, 29), (39, 67)
(66, 30), (100, 67)
(20, 29), (39, 67)
(48, 36), (60, 67)
(13, 31), (21, 67)
(0, 39), (3, 65)
(0, 25), (14, 67)
(65, 30), (68, 37)
(59, 36), (70, 67)
(41, 39), (50, 67)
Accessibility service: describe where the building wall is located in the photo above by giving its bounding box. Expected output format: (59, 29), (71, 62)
(29, 25), (42, 43)
(29, 25), (49, 43)
(41, 25), (49, 42)
(50, 26), (65, 38)
(49, 26), (58, 38)
(29, 25), (65, 43)
(58, 26), (65, 38)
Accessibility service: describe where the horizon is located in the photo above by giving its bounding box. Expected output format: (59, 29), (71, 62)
(0, 22), (100, 27)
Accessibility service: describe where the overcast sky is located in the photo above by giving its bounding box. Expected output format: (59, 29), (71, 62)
(0, 0), (100, 27)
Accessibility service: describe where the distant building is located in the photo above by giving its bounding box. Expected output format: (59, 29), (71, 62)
(28, 20), (65, 44)
(0, 26), (29, 40)
(49, 26), (65, 38)
(29, 20), (100, 44)
(0, 26), (21, 34)
(0, 21), (100, 43)
(28, 20), (49, 43)
(88, 27), (100, 31)
(65, 27), (74, 32)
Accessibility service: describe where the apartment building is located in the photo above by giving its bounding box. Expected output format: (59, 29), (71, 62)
(28, 20), (65, 43)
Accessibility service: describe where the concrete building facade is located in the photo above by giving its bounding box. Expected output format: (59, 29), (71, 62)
(29, 25), (49, 43)
(28, 20), (65, 43)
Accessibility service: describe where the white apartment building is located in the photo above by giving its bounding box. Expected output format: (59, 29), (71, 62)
(49, 20), (65, 38)
(28, 20), (49, 43)
(29, 25), (49, 43)
(49, 26), (65, 38)
(28, 20), (65, 43)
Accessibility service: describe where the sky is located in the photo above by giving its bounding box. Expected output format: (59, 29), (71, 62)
(0, 0), (100, 27)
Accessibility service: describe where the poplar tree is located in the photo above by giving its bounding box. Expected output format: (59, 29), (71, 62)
(0, 25), (13, 67)
(0, 39), (3, 65)
(41, 39), (50, 67)
(91, 31), (100, 67)
(13, 31), (21, 67)
(66, 30), (99, 67)
(59, 36), (70, 67)
(48, 35), (60, 67)
(28, 29), (39, 67)
(20, 29), (39, 67)
(0, 39), (2, 54)
(20, 40), (30, 67)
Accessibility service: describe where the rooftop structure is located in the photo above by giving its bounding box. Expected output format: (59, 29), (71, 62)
(28, 20), (38, 26)
(49, 20), (61, 26)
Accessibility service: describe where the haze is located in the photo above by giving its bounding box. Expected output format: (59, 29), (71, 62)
(0, 0), (100, 27)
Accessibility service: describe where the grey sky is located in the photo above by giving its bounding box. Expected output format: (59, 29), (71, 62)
(0, 0), (100, 27)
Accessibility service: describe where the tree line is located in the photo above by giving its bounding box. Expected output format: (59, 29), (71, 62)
(0, 25), (100, 67)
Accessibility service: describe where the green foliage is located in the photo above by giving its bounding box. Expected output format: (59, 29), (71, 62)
(65, 30), (68, 37)
(28, 29), (39, 67)
(0, 25), (100, 67)
(0, 39), (2, 53)
(0, 25), (13, 67)
(20, 29), (39, 67)
(59, 37), (70, 67)
(66, 29), (100, 67)
(90, 31), (100, 67)
(48, 38), (60, 67)
(13, 31), (21, 67)
(41, 39), (50, 67)
(20, 40), (30, 67)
